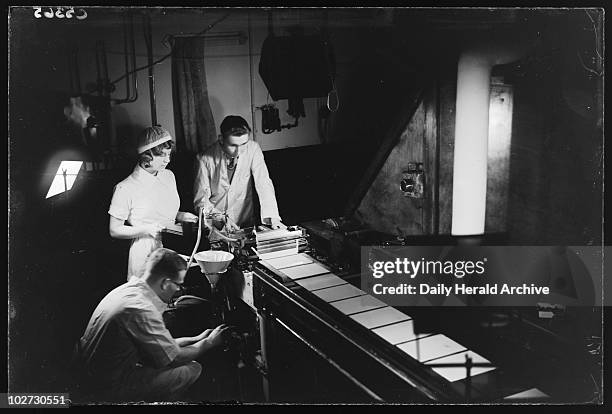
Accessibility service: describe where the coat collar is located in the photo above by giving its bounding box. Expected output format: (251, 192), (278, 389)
(215, 141), (247, 187)
(131, 164), (169, 188)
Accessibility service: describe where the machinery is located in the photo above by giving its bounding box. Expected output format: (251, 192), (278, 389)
(166, 223), (601, 404)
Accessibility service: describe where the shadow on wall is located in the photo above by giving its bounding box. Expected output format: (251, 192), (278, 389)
(262, 143), (375, 224)
(113, 105), (146, 157)
(9, 167), (130, 395)
(208, 95), (223, 135)
(169, 151), (198, 213)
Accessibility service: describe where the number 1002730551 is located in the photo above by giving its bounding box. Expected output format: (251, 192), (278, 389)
(33, 7), (87, 20)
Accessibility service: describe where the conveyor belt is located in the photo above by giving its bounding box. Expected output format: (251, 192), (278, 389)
(253, 252), (551, 402)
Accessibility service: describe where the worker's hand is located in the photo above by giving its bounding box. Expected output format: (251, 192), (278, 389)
(142, 223), (164, 238)
(202, 218), (214, 234)
(211, 214), (240, 232)
(176, 211), (198, 223)
(198, 328), (214, 341)
(211, 213), (226, 231)
(265, 217), (286, 230)
(205, 324), (232, 348)
(224, 217), (240, 232)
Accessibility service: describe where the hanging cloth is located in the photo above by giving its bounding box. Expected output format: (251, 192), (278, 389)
(171, 36), (217, 153)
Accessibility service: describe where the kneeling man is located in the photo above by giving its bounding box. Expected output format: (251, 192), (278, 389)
(78, 248), (230, 402)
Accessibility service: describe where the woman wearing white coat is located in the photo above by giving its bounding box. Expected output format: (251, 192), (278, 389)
(108, 126), (198, 280)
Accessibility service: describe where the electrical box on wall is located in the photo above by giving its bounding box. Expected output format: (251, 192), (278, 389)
(400, 163), (424, 198)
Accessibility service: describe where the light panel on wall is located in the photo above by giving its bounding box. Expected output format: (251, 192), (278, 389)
(451, 56), (491, 236)
(45, 161), (83, 199)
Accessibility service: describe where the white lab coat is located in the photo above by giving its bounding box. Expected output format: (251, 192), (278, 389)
(193, 140), (280, 228)
(108, 165), (180, 280)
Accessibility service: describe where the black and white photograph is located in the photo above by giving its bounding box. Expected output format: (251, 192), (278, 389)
(7, 6), (606, 407)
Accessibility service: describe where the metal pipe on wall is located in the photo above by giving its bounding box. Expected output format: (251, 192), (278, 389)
(115, 13), (138, 104)
(248, 11), (257, 139)
(130, 13), (138, 102)
(144, 13), (157, 126)
(123, 16), (131, 101)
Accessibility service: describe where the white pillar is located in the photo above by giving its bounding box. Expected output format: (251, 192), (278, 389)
(451, 53), (492, 236)
(451, 42), (525, 236)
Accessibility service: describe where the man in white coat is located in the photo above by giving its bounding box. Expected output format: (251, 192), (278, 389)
(193, 115), (284, 231)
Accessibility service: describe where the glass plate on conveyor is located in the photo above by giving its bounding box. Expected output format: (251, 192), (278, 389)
(279, 262), (332, 280)
(397, 334), (467, 362)
(425, 350), (496, 382)
(295, 273), (347, 291)
(349, 306), (412, 330)
(330, 295), (387, 315)
(371, 320), (429, 345)
(261, 253), (314, 269)
(312, 283), (366, 303)
(502, 388), (550, 402)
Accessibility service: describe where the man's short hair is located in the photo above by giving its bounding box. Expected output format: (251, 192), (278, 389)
(144, 248), (187, 280)
(220, 115), (251, 139)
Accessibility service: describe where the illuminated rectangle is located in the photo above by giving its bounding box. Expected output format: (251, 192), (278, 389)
(279, 262), (332, 280)
(503, 388), (550, 401)
(262, 253), (314, 269)
(312, 283), (366, 302)
(426, 350), (496, 382)
(45, 161), (83, 199)
(296, 273), (347, 291)
(330, 295), (387, 315)
(397, 334), (466, 362)
(372, 320), (426, 345)
(349, 307), (412, 330)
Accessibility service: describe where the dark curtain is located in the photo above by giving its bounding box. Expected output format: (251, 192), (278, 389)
(171, 37), (217, 212)
(171, 37), (217, 152)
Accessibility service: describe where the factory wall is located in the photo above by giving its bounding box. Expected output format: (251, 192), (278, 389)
(10, 8), (365, 152)
(506, 66), (603, 245)
(353, 11), (602, 244)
